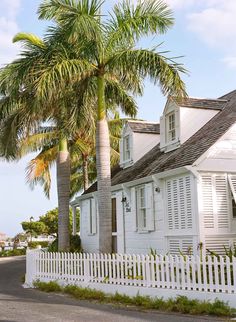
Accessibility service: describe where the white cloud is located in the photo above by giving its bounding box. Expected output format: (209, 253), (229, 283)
(0, 0), (21, 67)
(166, 0), (236, 69)
(188, 1), (236, 49)
(222, 56), (236, 69)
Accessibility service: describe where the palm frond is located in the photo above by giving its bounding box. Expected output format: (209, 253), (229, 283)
(107, 48), (187, 97)
(107, 0), (173, 49)
(13, 33), (46, 50)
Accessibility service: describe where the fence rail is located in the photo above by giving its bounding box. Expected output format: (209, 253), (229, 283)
(26, 250), (236, 294)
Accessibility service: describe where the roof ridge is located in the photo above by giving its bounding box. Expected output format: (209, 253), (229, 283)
(127, 120), (159, 124)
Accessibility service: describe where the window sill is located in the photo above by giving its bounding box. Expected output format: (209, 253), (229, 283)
(137, 229), (153, 234)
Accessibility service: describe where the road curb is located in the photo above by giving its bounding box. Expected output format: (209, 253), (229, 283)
(0, 255), (26, 262)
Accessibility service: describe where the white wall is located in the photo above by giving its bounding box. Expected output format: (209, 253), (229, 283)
(80, 199), (99, 253)
(132, 132), (160, 164)
(196, 123), (236, 172)
(124, 179), (165, 254)
(120, 123), (160, 168)
(179, 107), (219, 144)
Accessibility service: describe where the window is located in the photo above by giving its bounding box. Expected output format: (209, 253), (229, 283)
(167, 112), (176, 142)
(123, 135), (131, 161)
(132, 183), (154, 232)
(136, 186), (147, 230)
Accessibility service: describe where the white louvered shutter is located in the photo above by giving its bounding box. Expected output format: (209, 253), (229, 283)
(173, 179), (179, 229)
(145, 183), (155, 231)
(201, 174), (229, 231)
(215, 175), (229, 229)
(131, 187), (137, 231)
(87, 199), (92, 235)
(201, 175), (214, 229)
(167, 180), (174, 229)
(160, 115), (165, 148)
(169, 239), (181, 255)
(119, 138), (124, 164)
(228, 175), (236, 202)
(185, 176), (192, 229)
(91, 198), (97, 234)
(175, 109), (180, 141)
(129, 134), (133, 161)
(166, 175), (192, 231)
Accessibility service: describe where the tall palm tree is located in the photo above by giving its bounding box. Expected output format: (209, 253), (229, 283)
(0, 28), (138, 251)
(35, 0), (187, 252)
(18, 113), (123, 198)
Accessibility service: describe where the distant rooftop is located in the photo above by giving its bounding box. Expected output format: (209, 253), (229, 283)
(173, 97), (228, 110)
(128, 121), (160, 134)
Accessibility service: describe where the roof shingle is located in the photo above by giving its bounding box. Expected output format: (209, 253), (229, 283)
(127, 121), (160, 134)
(84, 91), (236, 194)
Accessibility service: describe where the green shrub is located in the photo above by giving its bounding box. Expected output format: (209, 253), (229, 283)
(28, 241), (49, 249)
(0, 248), (26, 257)
(48, 235), (81, 253)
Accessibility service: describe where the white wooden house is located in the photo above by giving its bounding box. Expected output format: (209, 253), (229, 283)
(71, 90), (236, 255)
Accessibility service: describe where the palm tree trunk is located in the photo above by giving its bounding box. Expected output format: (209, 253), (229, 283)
(82, 154), (89, 191)
(96, 75), (112, 253)
(57, 137), (70, 251)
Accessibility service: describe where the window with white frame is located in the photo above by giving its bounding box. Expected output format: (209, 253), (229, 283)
(136, 186), (147, 230)
(123, 135), (131, 161)
(88, 198), (97, 235)
(135, 183), (154, 232)
(167, 112), (176, 142)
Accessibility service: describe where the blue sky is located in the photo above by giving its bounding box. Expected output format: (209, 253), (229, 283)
(0, 0), (236, 236)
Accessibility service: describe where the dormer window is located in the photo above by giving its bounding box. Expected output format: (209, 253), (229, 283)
(123, 135), (131, 161)
(167, 112), (176, 142)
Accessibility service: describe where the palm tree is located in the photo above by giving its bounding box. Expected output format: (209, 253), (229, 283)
(0, 28), (138, 251)
(18, 113), (123, 199)
(35, 0), (187, 252)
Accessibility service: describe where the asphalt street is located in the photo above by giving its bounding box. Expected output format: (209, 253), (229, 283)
(0, 256), (230, 322)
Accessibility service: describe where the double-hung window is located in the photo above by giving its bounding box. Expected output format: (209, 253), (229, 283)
(135, 183), (154, 232)
(123, 135), (131, 161)
(167, 112), (176, 142)
(136, 186), (147, 230)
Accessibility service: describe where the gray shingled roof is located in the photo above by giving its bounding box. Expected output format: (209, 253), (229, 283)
(84, 91), (236, 194)
(128, 121), (160, 134)
(173, 97), (227, 110)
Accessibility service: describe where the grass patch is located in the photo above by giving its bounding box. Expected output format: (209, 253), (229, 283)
(33, 281), (62, 293)
(33, 281), (236, 317)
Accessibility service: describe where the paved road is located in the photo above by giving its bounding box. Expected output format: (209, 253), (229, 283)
(0, 257), (230, 322)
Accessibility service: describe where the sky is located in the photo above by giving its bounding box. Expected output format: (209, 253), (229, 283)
(1, 0), (236, 236)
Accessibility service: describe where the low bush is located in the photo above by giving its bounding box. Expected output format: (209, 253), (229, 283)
(34, 281), (236, 317)
(28, 241), (49, 249)
(48, 235), (81, 253)
(0, 248), (26, 257)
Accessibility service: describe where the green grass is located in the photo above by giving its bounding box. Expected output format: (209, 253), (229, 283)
(33, 281), (236, 317)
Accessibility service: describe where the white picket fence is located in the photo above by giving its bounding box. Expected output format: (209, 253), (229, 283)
(25, 250), (236, 306)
